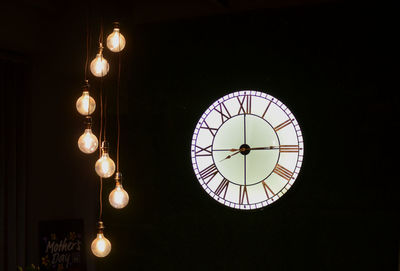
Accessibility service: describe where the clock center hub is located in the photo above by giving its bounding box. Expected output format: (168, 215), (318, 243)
(239, 144), (250, 155)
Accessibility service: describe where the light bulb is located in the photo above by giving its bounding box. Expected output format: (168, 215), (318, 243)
(76, 91), (96, 115)
(78, 128), (98, 154)
(91, 233), (111, 257)
(90, 46), (109, 77)
(109, 173), (129, 209)
(95, 142), (115, 178)
(106, 24), (126, 52)
(95, 153), (115, 178)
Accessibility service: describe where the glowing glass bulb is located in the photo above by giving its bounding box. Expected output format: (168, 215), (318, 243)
(95, 142), (115, 178)
(106, 24), (126, 52)
(90, 45), (109, 77)
(78, 128), (98, 154)
(76, 91), (96, 115)
(91, 231), (111, 257)
(109, 173), (129, 209)
(109, 183), (129, 209)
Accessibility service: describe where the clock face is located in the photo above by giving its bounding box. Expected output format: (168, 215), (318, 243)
(191, 90), (304, 210)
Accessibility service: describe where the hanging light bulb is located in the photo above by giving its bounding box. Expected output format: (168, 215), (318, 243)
(76, 81), (96, 115)
(95, 141), (115, 178)
(78, 129), (98, 154)
(91, 221), (111, 257)
(76, 91), (96, 116)
(90, 44), (109, 77)
(109, 172), (129, 209)
(106, 22), (126, 53)
(78, 116), (98, 154)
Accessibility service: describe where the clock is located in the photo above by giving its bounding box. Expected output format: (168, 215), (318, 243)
(191, 90), (304, 210)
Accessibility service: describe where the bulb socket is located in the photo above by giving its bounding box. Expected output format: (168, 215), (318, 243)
(84, 116), (92, 128)
(101, 141), (109, 153)
(82, 80), (90, 91)
(113, 22), (120, 29)
(98, 43), (104, 53)
(115, 172), (122, 184)
(97, 221), (105, 233)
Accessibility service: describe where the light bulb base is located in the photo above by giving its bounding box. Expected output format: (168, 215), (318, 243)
(101, 141), (109, 153)
(84, 116), (92, 128)
(97, 221), (105, 233)
(115, 172), (122, 184)
(113, 22), (120, 29)
(82, 80), (90, 91)
(98, 43), (104, 54)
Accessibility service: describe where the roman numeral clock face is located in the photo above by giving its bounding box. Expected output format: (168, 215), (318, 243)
(191, 90), (304, 210)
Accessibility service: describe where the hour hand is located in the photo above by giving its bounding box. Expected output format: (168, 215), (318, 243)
(219, 150), (242, 162)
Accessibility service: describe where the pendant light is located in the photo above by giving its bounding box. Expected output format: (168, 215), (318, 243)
(108, 36), (130, 209)
(76, 82), (96, 115)
(95, 141), (116, 178)
(106, 22), (126, 52)
(78, 116), (98, 154)
(109, 172), (129, 209)
(90, 43), (109, 77)
(91, 221), (111, 257)
(76, 18), (128, 258)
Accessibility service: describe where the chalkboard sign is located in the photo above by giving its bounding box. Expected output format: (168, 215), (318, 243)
(39, 219), (86, 271)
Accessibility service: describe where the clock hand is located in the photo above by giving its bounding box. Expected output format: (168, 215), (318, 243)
(246, 146), (280, 150)
(213, 148), (241, 152)
(243, 114), (246, 144)
(219, 148), (246, 162)
(244, 154), (246, 186)
(214, 146), (279, 153)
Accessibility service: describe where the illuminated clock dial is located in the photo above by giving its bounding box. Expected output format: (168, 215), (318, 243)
(191, 90), (304, 210)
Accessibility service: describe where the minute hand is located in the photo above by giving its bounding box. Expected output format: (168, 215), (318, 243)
(246, 146), (280, 150)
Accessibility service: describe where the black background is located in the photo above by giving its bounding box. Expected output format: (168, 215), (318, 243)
(101, 4), (398, 270)
(1, 1), (399, 271)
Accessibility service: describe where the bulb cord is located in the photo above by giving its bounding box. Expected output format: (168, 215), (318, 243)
(99, 77), (103, 154)
(83, 10), (90, 116)
(116, 52), (121, 172)
(103, 79), (107, 142)
(84, 14), (89, 82)
(98, 66), (104, 221)
(99, 177), (103, 221)
(98, 17), (104, 46)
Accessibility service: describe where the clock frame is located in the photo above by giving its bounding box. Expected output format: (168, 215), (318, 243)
(191, 90), (304, 210)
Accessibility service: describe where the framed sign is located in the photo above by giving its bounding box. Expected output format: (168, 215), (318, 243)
(39, 219), (86, 271)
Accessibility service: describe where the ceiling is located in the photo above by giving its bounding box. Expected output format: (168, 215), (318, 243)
(12, 0), (340, 24)
(0, 0), (341, 54)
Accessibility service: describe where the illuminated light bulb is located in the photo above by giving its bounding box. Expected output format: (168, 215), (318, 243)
(78, 116), (98, 154)
(76, 81), (95, 115)
(109, 172), (129, 209)
(95, 141), (115, 178)
(78, 129), (98, 154)
(91, 233), (111, 257)
(91, 222), (111, 258)
(106, 22), (126, 52)
(76, 91), (96, 115)
(90, 44), (109, 77)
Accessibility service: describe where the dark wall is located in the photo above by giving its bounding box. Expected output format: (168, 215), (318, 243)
(0, 53), (31, 271)
(1, 2), (398, 271)
(96, 3), (398, 271)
